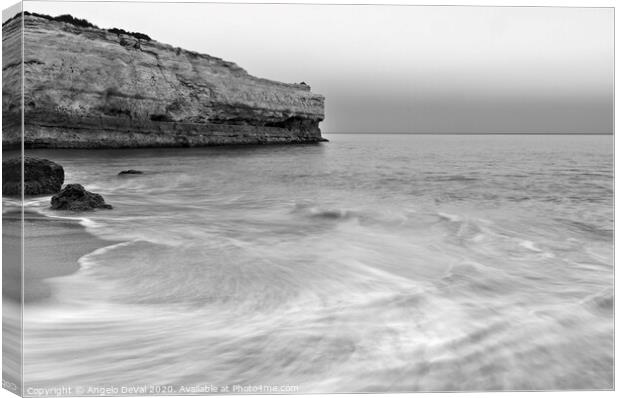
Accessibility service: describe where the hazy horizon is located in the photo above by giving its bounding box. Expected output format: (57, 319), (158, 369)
(13, 1), (616, 134)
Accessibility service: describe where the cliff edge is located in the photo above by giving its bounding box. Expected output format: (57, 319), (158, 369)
(2, 13), (326, 148)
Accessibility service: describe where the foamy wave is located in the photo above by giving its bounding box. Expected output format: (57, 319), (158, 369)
(77, 240), (140, 270)
(518, 239), (542, 252)
(437, 211), (462, 222)
(31, 207), (102, 230)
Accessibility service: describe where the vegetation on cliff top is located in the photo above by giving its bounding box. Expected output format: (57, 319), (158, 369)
(3, 11), (152, 41)
(107, 28), (151, 42)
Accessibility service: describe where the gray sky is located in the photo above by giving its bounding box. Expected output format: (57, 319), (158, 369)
(21, 1), (614, 133)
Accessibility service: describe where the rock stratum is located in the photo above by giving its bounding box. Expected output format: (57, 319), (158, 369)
(2, 13), (326, 148)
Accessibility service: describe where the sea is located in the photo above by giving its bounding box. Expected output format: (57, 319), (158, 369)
(6, 133), (615, 392)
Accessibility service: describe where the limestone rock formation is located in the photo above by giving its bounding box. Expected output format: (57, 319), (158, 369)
(2, 156), (65, 196)
(118, 169), (143, 175)
(50, 184), (113, 211)
(2, 13), (326, 148)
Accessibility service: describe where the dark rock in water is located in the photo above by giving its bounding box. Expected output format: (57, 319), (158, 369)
(118, 169), (143, 175)
(50, 184), (113, 211)
(2, 156), (65, 196)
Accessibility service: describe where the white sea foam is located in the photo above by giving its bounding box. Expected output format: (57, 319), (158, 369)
(518, 239), (542, 252)
(20, 134), (613, 391)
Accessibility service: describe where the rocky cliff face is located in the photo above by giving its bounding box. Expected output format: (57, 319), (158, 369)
(2, 14), (326, 148)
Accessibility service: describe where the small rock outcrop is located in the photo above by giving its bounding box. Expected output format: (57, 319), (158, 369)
(118, 169), (143, 175)
(2, 157), (65, 196)
(50, 184), (112, 211)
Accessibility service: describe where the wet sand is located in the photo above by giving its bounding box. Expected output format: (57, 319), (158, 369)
(3, 210), (114, 303)
(3, 208), (116, 392)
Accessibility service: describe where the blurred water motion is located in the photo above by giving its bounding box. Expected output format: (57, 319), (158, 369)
(16, 134), (613, 392)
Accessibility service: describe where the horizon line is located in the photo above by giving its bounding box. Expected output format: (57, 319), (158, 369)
(323, 132), (614, 135)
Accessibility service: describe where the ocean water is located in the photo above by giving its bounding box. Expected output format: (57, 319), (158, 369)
(13, 134), (615, 392)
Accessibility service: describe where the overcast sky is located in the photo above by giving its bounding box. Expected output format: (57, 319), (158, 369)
(18, 1), (614, 133)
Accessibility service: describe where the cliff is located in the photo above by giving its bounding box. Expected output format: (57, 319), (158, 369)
(2, 13), (326, 148)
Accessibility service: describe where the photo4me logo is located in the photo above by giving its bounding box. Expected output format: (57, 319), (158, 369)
(230, 384), (299, 394)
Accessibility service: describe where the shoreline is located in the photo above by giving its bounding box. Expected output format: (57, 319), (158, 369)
(2, 137), (329, 151)
(3, 209), (117, 303)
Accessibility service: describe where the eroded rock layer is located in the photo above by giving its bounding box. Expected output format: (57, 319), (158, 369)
(2, 14), (325, 148)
